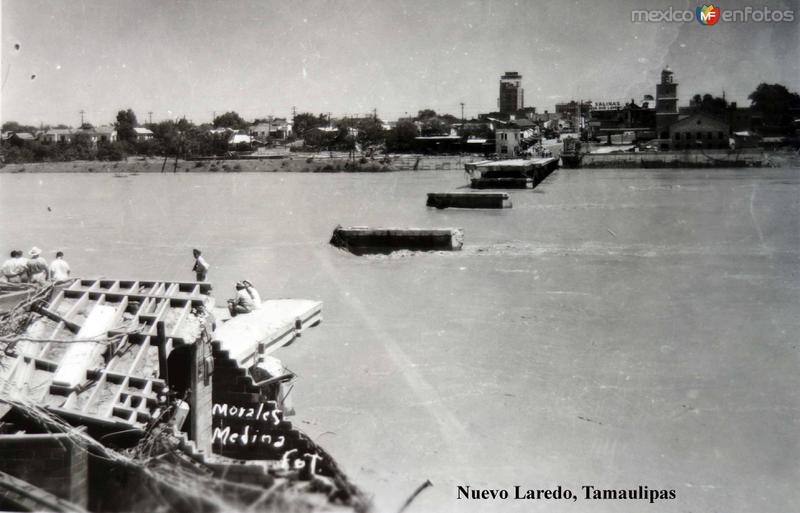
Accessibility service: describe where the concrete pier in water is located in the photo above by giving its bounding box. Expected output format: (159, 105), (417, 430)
(466, 157), (559, 189)
(330, 226), (464, 254)
(426, 192), (511, 209)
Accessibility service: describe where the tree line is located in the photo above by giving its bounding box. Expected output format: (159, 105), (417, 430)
(1, 108), (455, 162)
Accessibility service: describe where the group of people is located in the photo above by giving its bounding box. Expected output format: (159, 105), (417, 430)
(3, 245), (260, 317)
(191, 248), (261, 318)
(1, 248), (71, 284)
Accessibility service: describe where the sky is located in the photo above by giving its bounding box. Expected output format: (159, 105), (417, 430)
(2, 0), (799, 126)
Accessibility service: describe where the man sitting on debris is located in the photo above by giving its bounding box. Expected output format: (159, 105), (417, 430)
(227, 281), (259, 317)
(27, 247), (49, 284)
(2, 250), (29, 283)
(49, 251), (71, 282)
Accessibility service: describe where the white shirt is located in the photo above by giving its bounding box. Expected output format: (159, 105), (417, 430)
(1, 257), (27, 279)
(235, 288), (257, 311)
(49, 258), (71, 281)
(246, 286), (262, 309)
(195, 256), (209, 272)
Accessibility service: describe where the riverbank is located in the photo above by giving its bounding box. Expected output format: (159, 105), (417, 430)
(3, 150), (796, 174)
(0, 154), (485, 174)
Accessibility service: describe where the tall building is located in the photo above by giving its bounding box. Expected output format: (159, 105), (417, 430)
(656, 68), (679, 141)
(498, 71), (524, 114)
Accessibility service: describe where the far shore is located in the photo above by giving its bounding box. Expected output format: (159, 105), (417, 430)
(0, 154), (483, 174)
(1, 149), (797, 174)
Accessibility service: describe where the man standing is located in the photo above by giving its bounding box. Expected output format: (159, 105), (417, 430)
(192, 249), (209, 282)
(49, 251), (71, 282)
(27, 247), (49, 284)
(2, 251), (26, 283)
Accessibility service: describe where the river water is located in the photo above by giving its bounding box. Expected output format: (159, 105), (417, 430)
(1, 168), (798, 513)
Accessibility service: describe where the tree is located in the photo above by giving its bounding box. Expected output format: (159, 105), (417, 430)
(461, 122), (493, 140)
(386, 119), (419, 152)
(421, 117), (449, 136)
(150, 120), (181, 155)
(292, 112), (327, 138)
(303, 127), (341, 150)
(689, 94), (727, 116)
(413, 109), (454, 135)
(416, 109), (437, 119)
(748, 83), (800, 134)
(213, 111), (248, 130)
(97, 141), (127, 161)
(115, 109), (138, 144)
(2, 121), (38, 133)
(356, 118), (385, 146)
(67, 133), (95, 160)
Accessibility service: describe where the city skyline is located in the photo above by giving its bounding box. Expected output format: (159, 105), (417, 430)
(2, 0), (799, 126)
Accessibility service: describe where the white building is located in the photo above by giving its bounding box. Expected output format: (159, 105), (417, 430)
(134, 127), (154, 142)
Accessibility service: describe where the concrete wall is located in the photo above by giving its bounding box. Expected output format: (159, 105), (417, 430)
(579, 150), (764, 168)
(0, 433), (88, 508)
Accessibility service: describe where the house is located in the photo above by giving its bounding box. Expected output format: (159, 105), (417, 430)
(249, 118), (293, 140)
(73, 126), (117, 146)
(496, 126), (522, 157)
(134, 127), (154, 142)
(669, 113), (730, 150)
(249, 123), (271, 140)
(42, 128), (74, 144)
(493, 118), (539, 157)
(228, 132), (252, 145)
(2, 132), (35, 142)
(270, 118), (292, 139)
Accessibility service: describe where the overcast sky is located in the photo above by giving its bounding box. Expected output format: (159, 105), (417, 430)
(2, 0), (798, 126)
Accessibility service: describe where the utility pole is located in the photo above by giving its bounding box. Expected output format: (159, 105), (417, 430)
(373, 108), (377, 120)
(459, 102), (466, 158)
(148, 111), (153, 125)
(79, 110), (85, 126)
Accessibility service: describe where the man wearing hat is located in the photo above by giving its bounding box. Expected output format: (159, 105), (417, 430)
(27, 247), (49, 284)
